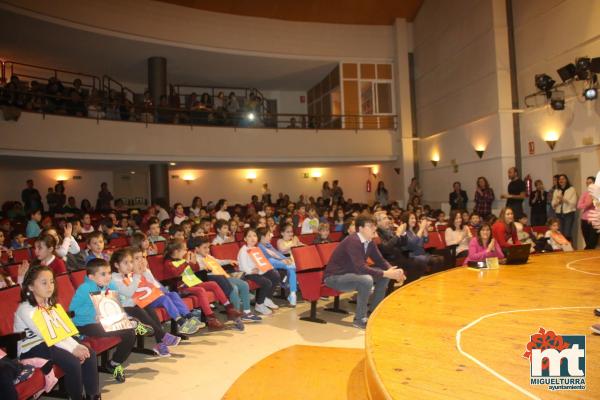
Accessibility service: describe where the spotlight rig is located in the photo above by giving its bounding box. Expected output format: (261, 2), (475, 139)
(525, 56), (600, 109)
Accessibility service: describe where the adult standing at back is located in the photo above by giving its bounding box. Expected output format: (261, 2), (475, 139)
(501, 167), (526, 219)
(449, 182), (468, 211)
(407, 178), (422, 207)
(578, 176), (599, 249)
(375, 182), (389, 207)
(96, 182), (114, 212)
(332, 180), (344, 205)
(322, 181), (332, 206)
(552, 174), (578, 242)
(21, 179), (43, 214)
(473, 177), (495, 221)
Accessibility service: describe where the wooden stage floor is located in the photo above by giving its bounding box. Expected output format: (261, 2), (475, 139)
(366, 250), (600, 399)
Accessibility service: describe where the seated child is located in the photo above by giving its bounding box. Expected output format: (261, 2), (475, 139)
(25, 210), (42, 238)
(257, 228), (297, 306)
(99, 219), (120, 241)
(84, 231), (110, 264)
(238, 228), (281, 315)
(469, 213), (481, 229)
(147, 217), (166, 242)
(169, 225), (185, 241)
(10, 232), (28, 250)
(69, 259), (136, 382)
(190, 237), (261, 323)
(163, 240), (243, 330)
(300, 206), (320, 234)
(212, 219), (234, 245)
(129, 247), (202, 335)
(130, 232), (158, 256)
(276, 223), (305, 256)
(110, 248), (185, 357)
(313, 223), (331, 244)
(35, 234), (67, 275)
(41, 223), (80, 263)
(172, 203), (188, 225)
(545, 218), (574, 252)
(15, 265), (100, 400)
(80, 213), (95, 234)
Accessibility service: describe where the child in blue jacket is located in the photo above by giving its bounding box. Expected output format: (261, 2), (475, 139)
(256, 227), (297, 306)
(69, 258), (136, 383)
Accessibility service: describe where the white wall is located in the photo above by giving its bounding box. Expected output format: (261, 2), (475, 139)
(0, 164), (401, 208)
(169, 164), (400, 206)
(260, 90), (308, 127)
(413, 0), (514, 207)
(0, 168), (114, 210)
(514, 0), (600, 190)
(0, 112), (395, 163)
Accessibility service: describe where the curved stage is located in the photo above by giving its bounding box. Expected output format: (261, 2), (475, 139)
(366, 250), (600, 399)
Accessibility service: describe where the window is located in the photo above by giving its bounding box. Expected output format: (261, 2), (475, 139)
(360, 81), (374, 115)
(376, 83), (393, 114)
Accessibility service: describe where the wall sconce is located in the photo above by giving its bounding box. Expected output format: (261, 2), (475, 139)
(431, 154), (440, 167)
(56, 176), (68, 182)
(371, 166), (380, 178)
(474, 146), (485, 159)
(309, 169), (322, 180)
(182, 174), (195, 184)
(544, 131), (559, 150)
(246, 171), (257, 183)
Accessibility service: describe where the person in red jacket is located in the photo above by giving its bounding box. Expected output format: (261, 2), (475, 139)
(491, 207), (521, 249)
(34, 234), (67, 275)
(163, 239), (243, 330)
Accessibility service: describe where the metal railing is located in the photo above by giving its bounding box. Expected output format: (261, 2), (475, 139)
(102, 75), (136, 103)
(2, 60), (101, 91)
(0, 88), (397, 130)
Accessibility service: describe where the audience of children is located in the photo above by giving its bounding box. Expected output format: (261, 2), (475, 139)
(1, 176), (599, 396)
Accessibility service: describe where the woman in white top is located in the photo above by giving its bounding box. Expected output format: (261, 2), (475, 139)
(551, 174), (578, 242)
(444, 210), (472, 258)
(215, 199), (231, 221)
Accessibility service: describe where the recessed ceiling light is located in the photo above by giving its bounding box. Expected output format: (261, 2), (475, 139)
(170, 162), (176, 166)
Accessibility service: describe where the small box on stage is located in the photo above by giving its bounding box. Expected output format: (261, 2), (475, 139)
(467, 257), (499, 270)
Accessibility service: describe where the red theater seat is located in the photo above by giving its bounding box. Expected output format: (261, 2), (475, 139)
(155, 240), (166, 254)
(55, 273), (76, 310)
(210, 242), (240, 261)
(425, 231), (446, 250)
(329, 231), (343, 242)
(291, 246), (344, 324)
(109, 236), (130, 248)
(147, 255), (166, 281)
(298, 234), (316, 246)
(70, 269), (87, 288)
(315, 242), (339, 266)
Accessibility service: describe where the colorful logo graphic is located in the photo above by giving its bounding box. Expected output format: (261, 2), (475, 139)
(523, 327), (586, 391)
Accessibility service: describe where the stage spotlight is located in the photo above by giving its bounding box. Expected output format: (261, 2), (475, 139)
(557, 63), (576, 82)
(246, 112), (255, 121)
(575, 57), (591, 79)
(535, 74), (555, 97)
(550, 91), (565, 110)
(584, 87), (598, 100)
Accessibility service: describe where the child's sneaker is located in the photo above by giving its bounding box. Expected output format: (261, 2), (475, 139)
(178, 318), (200, 335)
(131, 319), (154, 337)
(152, 343), (171, 357)
(264, 298), (279, 310)
(161, 332), (181, 347)
(191, 316), (206, 329)
(255, 303), (272, 315)
(231, 317), (245, 331)
(241, 312), (262, 323)
(287, 292), (297, 307)
(105, 362), (126, 383)
(13, 364), (35, 384)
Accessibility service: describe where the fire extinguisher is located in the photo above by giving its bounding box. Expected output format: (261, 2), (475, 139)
(366, 179), (372, 193)
(525, 174), (532, 196)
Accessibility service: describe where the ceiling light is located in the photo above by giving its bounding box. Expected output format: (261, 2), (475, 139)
(169, 162), (176, 166)
(247, 112), (255, 121)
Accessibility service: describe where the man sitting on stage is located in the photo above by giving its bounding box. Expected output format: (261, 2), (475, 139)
(324, 214), (406, 329)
